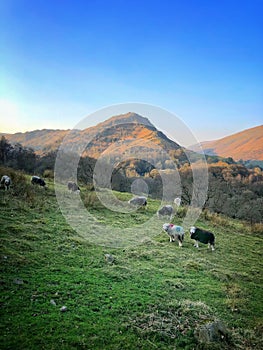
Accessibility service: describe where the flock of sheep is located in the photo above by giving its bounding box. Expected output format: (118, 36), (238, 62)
(162, 223), (215, 251)
(1, 175), (215, 251)
(0, 174), (48, 190)
(128, 195), (216, 251)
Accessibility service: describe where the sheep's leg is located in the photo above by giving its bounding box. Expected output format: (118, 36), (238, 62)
(178, 238), (183, 247)
(169, 236), (173, 242)
(211, 244), (215, 251)
(208, 243), (211, 249)
(194, 240), (199, 248)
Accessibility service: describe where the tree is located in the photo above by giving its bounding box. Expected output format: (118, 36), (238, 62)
(237, 199), (263, 225)
(223, 196), (241, 218)
(0, 136), (12, 165)
(9, 143), (37, 172)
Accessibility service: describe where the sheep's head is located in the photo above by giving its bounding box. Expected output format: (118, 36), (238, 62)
(174, 197), (181, 206)
(162, 223), (170, 232)
(190, 226), (196, 234)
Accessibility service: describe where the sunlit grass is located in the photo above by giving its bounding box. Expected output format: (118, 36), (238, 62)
(0, 180), (262, 349)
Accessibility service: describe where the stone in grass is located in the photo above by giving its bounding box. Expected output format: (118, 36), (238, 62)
(13, 278), (24, 285)
(104, 254), (115, 264)
(50, 299), (56, 306)
(60, 306), (67, 312)
(195, 320), (228, 344)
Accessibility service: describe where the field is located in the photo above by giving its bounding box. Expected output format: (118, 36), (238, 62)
(0, 178), (262, 349)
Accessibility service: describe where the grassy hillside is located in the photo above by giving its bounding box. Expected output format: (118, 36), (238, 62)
(0, 177), (262, 349)
(191, 125), (263, 161)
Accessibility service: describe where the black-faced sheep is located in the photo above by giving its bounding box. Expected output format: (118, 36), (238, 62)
(0, 175), (11, 190)
(162, 223), (184, 247)
(31, 176), (46, 187)
(190, 226), (215, 251)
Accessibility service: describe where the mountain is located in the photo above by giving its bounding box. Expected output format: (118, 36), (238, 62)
(1, 129), (70, 154)
(190, 125), (263, 161)
(1, 112), (183, 161)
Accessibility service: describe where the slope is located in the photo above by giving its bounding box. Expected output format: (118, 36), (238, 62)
(190, 125), (263, 161)
(0, 175), (262, 349)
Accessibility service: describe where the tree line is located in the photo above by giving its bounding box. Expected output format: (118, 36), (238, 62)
(1, 136), (262, 224)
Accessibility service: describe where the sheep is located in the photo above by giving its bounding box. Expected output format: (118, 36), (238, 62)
(128, 196), (147, 208)
(157, 205), (175, 221)
(67, 181), (80, 193)
(157, 197), (181, 221)
(162, 223), (184, 247)
(0, 175), (11, 190)
(190, 226), (215, 251)
(31, 176), (46, 187)
(174, 197), (181, 206)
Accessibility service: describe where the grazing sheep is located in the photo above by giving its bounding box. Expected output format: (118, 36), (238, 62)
(31, 176), (46, 187)
(157, 205), (175, 220)
(128, 196), (147, 208)
(0, 175), (11, 190)
(162, 223), (184, 247)
(67, 181), (80, 193)
(157, 197), (181, 220)
(190, 226), (215, 251)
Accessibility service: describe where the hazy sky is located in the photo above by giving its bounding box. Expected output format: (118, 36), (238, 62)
(1, 0), (262, 146)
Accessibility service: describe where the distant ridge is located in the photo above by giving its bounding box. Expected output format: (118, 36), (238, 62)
(189, 125), (263, 161)
(0, 129), (70, 153)
(1, 112), (181, 158)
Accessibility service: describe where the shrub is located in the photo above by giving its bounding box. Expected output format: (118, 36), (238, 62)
(0, 166), (26, 184)
(82, 191), (103, 208)
(251, 223), (263, 235)
(176, 206), (187, 218)
(43, 169), (54, 179)
(0, 166), (34, 200)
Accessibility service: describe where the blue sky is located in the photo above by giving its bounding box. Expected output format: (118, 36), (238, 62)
(1, 0), (262, 146)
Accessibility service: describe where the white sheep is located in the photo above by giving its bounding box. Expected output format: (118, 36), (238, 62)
(162, 223), (185, 247)
(0, 175), (11, 190)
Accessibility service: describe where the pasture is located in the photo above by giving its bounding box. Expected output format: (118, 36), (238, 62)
(0, 178), (262, 349)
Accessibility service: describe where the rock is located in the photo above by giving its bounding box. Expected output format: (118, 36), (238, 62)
(13, 278), (24, 285)
(195, 320), (228, 344)
(60, 306), (67, 312)
(104, 254), (115, 264)
(50, 299), (56, 306)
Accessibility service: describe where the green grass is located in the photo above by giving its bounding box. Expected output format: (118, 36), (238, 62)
(0, 181), (262, 349)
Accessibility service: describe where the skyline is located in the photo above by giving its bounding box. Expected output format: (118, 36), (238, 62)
(1, 0), (262, 146)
